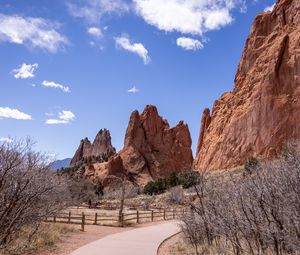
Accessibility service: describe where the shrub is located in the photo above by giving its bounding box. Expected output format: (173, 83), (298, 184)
(179, 171), (200, 189)
(244, 156), (259, 175)
(167, 172), (180, 188)
(143, 181), (156, 195)
(143, 178), (167, 195)
(95, 182), (104, 198)
(167, 186), (185, 204)
(67, 177), (99, 206)
(103, 177), (138, 199)
(182, 145), (300, 255)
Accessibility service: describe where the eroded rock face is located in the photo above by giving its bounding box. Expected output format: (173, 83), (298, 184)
(85, 155), (124, 184)
(194, 0), (300, 171)
(119, 105), (193, 185)
(74, 105), (193, 186)
(90, 105), (193, 186)
(70, 129), (116, 166)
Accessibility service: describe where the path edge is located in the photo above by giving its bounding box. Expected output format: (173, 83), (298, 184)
(156, 230), (182, 255)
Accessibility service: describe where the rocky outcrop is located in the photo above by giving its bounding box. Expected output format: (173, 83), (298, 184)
(119, 105), (193, 185)
(194, 0), (300, 171)
(86, 105), (193, 186)
(70, 129), (116, 166)
(84, 155), (124, 184)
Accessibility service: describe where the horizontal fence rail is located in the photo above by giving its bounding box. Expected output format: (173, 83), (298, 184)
(45, 208), (185, 231)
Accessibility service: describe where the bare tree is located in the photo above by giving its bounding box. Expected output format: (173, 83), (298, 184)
(181, 144), (300, 255)
(103, 174), (128, 223)
(0, 139), (71, 248)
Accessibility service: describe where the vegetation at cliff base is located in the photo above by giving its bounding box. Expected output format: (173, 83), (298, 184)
(143, 171), (200, 195)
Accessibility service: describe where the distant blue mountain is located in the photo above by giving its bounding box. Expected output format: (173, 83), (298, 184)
(50, 158), (71, 171)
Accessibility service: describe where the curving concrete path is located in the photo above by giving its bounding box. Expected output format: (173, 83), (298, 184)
(69, 222), (181, 255)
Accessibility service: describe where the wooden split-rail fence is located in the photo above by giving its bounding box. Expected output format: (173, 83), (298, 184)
(45, 208), (185, 231)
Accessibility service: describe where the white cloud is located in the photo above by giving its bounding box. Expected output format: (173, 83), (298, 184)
(128, 86), (140, 93)
(12, 63), (38, 79)
(203, 9), (233, 30)
(264, 3), (275, 12)
(45, 110), (75, 125)
(115, 36), (150, 64)
(0, 14), (68, 53)
(87, 27), (102, 38)
(42, 80), (70, 93)
(67, 0), (129, 24)
(0, 107), (32, 120)
(177, 37), (203, 51)
(133, 0), (245, 36)
(0, 137), (13, 143)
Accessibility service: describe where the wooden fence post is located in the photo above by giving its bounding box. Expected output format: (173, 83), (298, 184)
(68, 211), (71, 224)
(94, 213), (98, 225)
(163, 209), (166, 220)
(81, 212), (85, 232)
(173, 208), (175, 219)
(136, 210), (139, 224)
(121, 213), (124, 227)
(53, 215), (56, 223)
(151, 210), (154, 222)
(118, 213), (122, 226)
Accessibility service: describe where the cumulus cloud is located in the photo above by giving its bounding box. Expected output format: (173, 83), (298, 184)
(115, 36), (150, 64)
(87, 27), (102, 38)
(42, 80), (70, 93)
(177, 37), (204, 51)
(128, 86), (140, 93)
(67, 0), (129, 24)
(12, 63), (38, 79)
(133, 0), (245, 36)
(0, 14), (68, 52)
(0, 137), (13, 143)
(45, 110), (75, 125)
(264, 3), (275, 12)
(0, 107), (32, 120)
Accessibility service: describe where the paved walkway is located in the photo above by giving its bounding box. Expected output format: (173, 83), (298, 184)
(69, 222), (181, 255)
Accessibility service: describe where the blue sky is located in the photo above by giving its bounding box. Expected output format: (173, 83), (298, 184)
(0, 0), (275, 159)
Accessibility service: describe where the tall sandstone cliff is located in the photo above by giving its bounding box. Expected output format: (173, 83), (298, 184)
(194, 0), (300, 171)
(70, 129), (116, 166)
(89, 105), (193, 186)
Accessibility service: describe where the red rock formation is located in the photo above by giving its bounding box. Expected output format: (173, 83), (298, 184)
(119, 105), (193, 185)
(194, 0), (300, 171)
(70, 129), (116, 166)
(87, 155), (124, 184)
(88, 105), (193, 186)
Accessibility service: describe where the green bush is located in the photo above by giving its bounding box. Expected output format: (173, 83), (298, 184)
(167, 172), (180, 188)
(143, 178), (167, 195)
(144, 171), (201, 195)
(244, 157), (259, 175)
(143, 181), (156, 195)
(179, 171), (200, 189)
(57, 166), (77, 176)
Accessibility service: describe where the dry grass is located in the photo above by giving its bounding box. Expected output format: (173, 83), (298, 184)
(0, 223), (76, 255)
(160, 231), (300, 255)
(159, 233), (197, 255)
